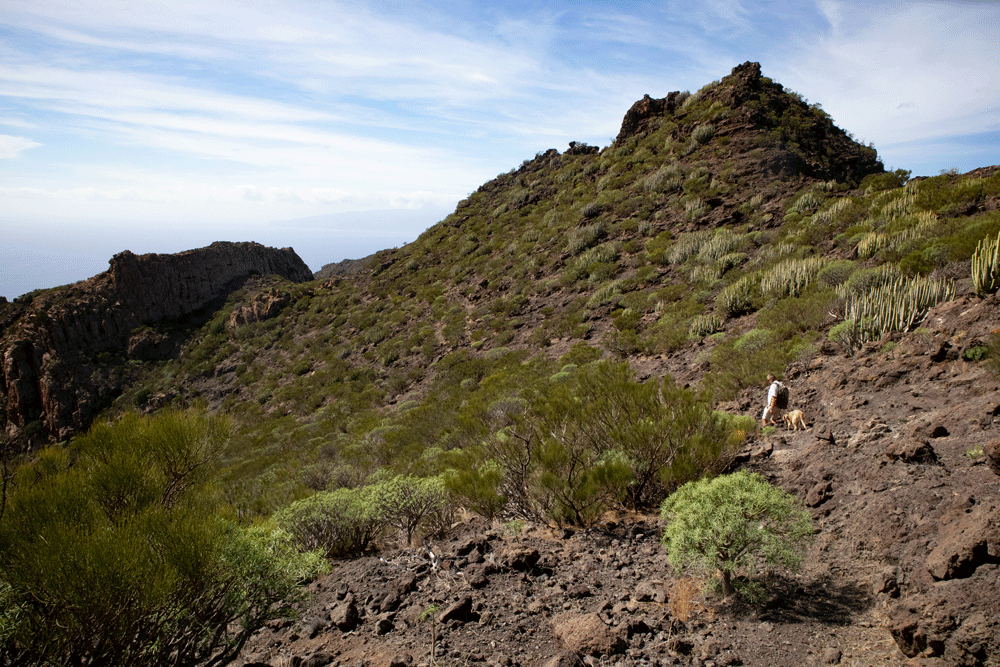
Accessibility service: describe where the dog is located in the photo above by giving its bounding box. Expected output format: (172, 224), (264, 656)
(783, 409), (807, 431)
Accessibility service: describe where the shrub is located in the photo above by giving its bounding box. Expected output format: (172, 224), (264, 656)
(691, 123), (716, 145)
(443, 453), (507, 520)
(660, 470), (813, 601)
(275, 486), (382, 557)
(371, 474), (451, 545)
(0, 410), (324, 666)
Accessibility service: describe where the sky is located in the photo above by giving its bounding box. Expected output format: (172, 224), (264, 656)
(2, 0), (999, 299)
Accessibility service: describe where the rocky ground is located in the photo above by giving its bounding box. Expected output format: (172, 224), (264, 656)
(235, 293), (1000, 667)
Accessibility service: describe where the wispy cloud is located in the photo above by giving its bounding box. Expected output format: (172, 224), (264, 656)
(1, 0), (999, 298)
(771, 2), (1000, 158)
(0, 133), (41, 158)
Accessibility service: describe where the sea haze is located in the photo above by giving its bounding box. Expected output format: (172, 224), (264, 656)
(0, 207), (451, 300)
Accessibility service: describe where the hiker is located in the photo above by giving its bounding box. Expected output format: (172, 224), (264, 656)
(761, 374), (786, 427)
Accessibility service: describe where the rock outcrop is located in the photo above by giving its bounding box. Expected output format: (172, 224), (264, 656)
(0, 241), (312, 444)
(615, 61), (884, 186)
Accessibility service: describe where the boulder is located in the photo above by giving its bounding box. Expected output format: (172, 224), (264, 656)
(500, 544), (540, 571)
(330, 595), (361, 631)
(926, 503), (1000, 581)
(438, 595), (477, 624)
(550, 612), (626, 657)
(884, 438), (937, 464)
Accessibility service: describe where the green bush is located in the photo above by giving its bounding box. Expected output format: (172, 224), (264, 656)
(443, 452), (507, 520)
(371, 474), (451, 545)
(275, 486), (382, 557)
(660, 470), (813, 602)
(0, 410), (325, 666)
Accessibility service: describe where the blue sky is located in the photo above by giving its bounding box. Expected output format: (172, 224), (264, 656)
(2, 0), (999, 298)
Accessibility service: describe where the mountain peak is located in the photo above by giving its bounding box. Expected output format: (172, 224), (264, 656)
(616, 62), (882, 185)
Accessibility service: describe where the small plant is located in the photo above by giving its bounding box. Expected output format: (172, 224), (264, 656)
(660, 470), (813, 602)
(419, 604), (441, 664)
(966, 446), (985, 459)
(502, 519), (525, 537)
(669, 578), (702, 622)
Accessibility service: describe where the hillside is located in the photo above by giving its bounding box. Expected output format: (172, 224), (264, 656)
(3, 62), (1000, 666)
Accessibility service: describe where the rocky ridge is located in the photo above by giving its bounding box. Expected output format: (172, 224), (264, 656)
(0, 241), (312, 443)
(234, 294), (1000, 667)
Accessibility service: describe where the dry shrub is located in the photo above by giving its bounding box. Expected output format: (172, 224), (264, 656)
(669, 577), (704, 622)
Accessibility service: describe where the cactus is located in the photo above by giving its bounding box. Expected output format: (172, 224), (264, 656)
(759, 257), (827, 298)
(840, 274), (955, 346)
(972, 231), (1000, 294)
(717, 273), (760, 318)
(698, 229), (746, 263)
(667, 230), (712, 265)
(689, 313), (723, 338)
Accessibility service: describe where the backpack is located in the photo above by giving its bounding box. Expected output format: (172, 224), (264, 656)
(775, 383), (789, 410)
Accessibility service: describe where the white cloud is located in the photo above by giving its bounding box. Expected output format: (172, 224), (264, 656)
(770, 1), (1000, 149)
(0, 134), (41, 158)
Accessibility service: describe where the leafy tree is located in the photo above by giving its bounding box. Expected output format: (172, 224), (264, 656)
(660, 470), (813, 601)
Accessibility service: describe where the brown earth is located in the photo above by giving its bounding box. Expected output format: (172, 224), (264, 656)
(233, 293), (1000, 667)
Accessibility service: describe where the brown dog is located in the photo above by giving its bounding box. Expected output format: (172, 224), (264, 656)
(783, 409), (807, 431)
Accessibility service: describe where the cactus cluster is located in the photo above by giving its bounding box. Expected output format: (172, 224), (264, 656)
(972, 231), (1000, 294)
(688, 313), (723, 338)
(855, 211), (937, 259)
(698, 229), (747, 263)
(667, 230), (712, 264)
(717, 273), (759, 318)
(838, 274), (955, 346)
(759, 256), (827, 298)
(812, 196), (855, 225)
(789, 190), (823, 214)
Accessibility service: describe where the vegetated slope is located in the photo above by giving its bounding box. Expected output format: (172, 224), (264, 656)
(0, 242), (312, 445)
(109, 61), (892, 497)
(5, 61), (1000, 665)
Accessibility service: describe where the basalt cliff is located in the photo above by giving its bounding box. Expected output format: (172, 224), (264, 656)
(0, 241), (312, 444)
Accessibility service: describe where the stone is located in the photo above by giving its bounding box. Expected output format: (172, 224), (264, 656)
(500, 544), (540, 571)
(550, 612), (626, 657)
(543, 651), (585, 667)
(983, 439), (1000, 476)
(926, 503), (1000, 581)
(331, 597), (361, 631)
(438, 595), (477, 624)
(819, 647), (842, 665)
(632, 581), (668, 603)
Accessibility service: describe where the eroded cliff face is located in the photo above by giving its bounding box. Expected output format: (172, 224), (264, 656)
(0, 241), (313, 445)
